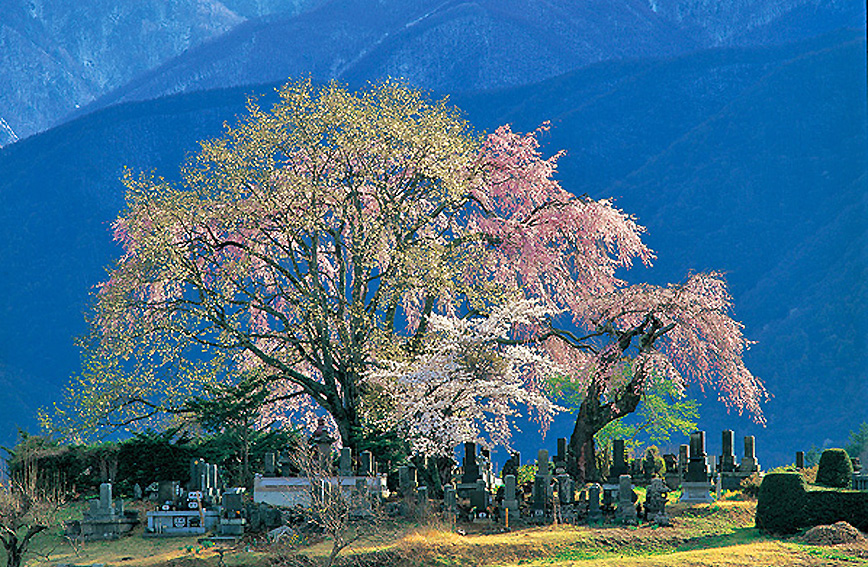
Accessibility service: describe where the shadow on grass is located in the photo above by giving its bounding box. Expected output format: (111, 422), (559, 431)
(674, 527), (769, 553)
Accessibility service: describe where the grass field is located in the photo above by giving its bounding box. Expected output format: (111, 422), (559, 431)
(7, 497), (868, 566)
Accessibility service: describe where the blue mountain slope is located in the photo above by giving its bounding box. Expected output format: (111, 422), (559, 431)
(78, 0), (697, 114)
(0, 32), (864, 464)
(457, 30), (867, 464)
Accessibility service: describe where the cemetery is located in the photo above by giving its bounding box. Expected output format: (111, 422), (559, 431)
(5, 425), (866, 567)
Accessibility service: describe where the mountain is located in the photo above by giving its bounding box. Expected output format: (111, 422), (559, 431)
(0, 30), (864, 465)
(650, 0), (864, 47)
(79, 0), (696, 112)
(457, 28), (868, 465)
(2, 0), (861, 147)
(0, 0), (327, 144)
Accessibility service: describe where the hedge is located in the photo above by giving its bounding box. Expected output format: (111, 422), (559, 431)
(756, 472), (868, 534)
(816, 448), (854, 488)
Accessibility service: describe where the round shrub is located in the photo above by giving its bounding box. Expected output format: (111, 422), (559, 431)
(739, 471), (763, 498)
(756, 472), (809, 534)
(816, 449), (854, 488)
(642, 446), (666, 479)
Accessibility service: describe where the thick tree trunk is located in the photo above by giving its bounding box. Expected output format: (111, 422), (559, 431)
(567, 368), (646, 484)
(567, 384), (608, 484)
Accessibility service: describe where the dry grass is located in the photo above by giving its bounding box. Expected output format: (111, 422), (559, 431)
(10, 498), (868, 566)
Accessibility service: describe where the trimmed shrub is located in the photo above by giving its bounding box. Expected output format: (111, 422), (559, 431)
(756, 472), (868, 534)
(756, 472), (809, 534)
(739, 471), (763, 498)
(806, 487), (868, 532)
(816, 449), (853, 488)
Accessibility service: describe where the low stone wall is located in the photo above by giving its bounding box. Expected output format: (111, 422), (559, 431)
(253, 475), (388, 508)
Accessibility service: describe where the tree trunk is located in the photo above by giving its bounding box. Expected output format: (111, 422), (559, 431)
(567, 370), (646, 484)
(567, 389), (605, 484)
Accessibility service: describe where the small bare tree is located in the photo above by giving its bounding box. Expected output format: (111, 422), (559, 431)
(0, 463), (64, 567)
(291, 449), (385, 567)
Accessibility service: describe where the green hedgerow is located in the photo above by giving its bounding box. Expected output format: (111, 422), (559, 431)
(816, 448), (853, 488)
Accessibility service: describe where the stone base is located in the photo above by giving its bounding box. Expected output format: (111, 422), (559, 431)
(146, 510), (219, 536)
(720, 472), (752, 491)
(219, 518), (245, 536)
(253, 475), (388, 507)
(500, 501), (519, 521)
(680, 481), (714, 503)
(65, 512), (139, 542)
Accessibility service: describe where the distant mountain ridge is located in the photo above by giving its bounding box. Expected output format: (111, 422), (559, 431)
(0, 0), (328, 143)
(2, 0), (862, 146)
(0, 29), (863, 464)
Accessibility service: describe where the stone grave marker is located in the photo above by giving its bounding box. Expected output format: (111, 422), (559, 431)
(339, 447), (353, 476)
(796, 451), (805, 469)
(718, 430), (736, 473)
(68, 482), (139, 541)
(610, 439), (630, 481)
(738, 435), (759, 473)
(615, 475), (637, 524)
(502, 474), (519, 521)
(359, 450), (375, 476)
(555, 438), (568, 472)
(588, 483), (603, 521)
(443, 485), (458, 520)
(462, 442), (480, 484)
(556, 473), (574, 505)
(531, 475), (547, 520)
(680, 431), (714, 503)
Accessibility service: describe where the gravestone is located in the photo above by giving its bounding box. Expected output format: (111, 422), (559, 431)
(462, 442), (480, 484)
(398, 465), (417, 497)
(189, 459), (220, 505)
(615, 475), (637, 524)
(265, 452), (276, 476)
(158, 480), (180, 508)
(133, 483), (143, 501)
(663, 453), (680, 489)
(678, 444), (689, 478)
(555, 438), (568, 472)
(502, 474), (519, 521)
(738, 435), (759, 473)
(718, 430), (737, 473)
(588, 483), (603, 521)
(610, 439), (630, 481)
(443, 485), (458, 520)
(531, 475), (548, 521)
(417, 486), (430, 517)
(339, 447), (353, 476)
(537, 449), (551, 480)
(796, 451), (805, 470)
(310, 417), (335, 470)
(69, 482), (139, 541)
(686, 431), (708, 482)
(681, 431), (714, 503)
(218, 489), (246, 536)
(359, 450), (375, 476)
(556, 474), (574, 505)
(469, 479), (489, 518)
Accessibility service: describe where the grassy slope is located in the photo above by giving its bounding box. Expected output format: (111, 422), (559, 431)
(10, 497), (868, 566)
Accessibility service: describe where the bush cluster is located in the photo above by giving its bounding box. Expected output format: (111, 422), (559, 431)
(816, 448), (854, 488)
(756, 472), (868, 534)
(6, 427), (298, 496)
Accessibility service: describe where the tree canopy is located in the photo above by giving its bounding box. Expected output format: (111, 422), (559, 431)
(49, 79), (766, 477)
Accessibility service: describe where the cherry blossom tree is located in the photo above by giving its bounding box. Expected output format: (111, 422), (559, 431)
(51, 79), (767, 471)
